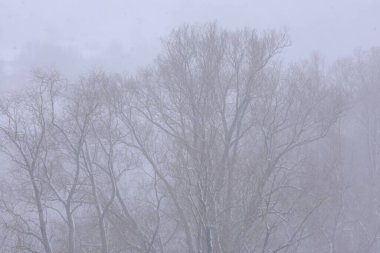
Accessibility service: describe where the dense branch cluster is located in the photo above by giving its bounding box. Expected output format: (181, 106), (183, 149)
(0, 24), (379, 253)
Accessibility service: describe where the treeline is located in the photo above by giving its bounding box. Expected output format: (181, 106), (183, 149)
(0, 24), (379, 253)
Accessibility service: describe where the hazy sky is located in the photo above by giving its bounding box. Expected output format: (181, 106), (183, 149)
(1, 0), (379, 89)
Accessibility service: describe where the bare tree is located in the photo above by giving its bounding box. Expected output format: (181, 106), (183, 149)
(0, 72), (58, 253)
(1, 23), (377, 253)
(114, 24), (343, 253)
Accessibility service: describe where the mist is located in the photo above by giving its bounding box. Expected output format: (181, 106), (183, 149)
(1, 1), (380, 253)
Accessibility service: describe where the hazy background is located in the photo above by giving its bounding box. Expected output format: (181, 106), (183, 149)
(1, 0), (379, 90)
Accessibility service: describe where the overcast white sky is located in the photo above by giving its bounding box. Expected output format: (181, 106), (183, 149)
(1, 0), (379, 90)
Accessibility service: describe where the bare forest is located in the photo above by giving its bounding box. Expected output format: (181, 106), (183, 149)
(1, 22), (380, 253)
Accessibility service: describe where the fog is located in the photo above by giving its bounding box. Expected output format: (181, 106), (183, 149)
(1, 0), (380, 89)
(0, 1), (380, 253)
